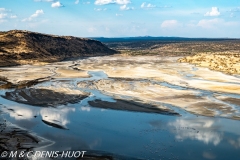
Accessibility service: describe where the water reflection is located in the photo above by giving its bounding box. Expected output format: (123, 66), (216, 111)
(6, 105), (38, 120)
(80, 106), (91, 112)
(228, 137), (240, 149)
(1, 102), (240, 160)
(2, 105), (75, 128)
(168, 118), (222, 146)
(1, 96), (240, 160)
(41, 107), (75, 127)
(203, 151), (216, 160)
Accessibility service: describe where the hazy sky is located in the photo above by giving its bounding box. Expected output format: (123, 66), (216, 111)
(0, 0), (240, 37)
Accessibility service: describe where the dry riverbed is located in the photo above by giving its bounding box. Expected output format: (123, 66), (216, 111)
(0, 55), (240, 120)
(1, 55), (240, 159)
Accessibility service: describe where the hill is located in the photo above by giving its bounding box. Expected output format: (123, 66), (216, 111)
(0, 30), (117, 67)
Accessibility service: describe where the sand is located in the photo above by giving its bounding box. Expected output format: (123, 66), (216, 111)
(54, 68), (89, 78)
(78, 78), (235, 117)
(76, 56), (240, 119)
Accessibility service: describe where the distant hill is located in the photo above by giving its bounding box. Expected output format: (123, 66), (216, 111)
(0, 30), (117, 67)
(92, 36), (240, 57)
(92, 37), (238, 43)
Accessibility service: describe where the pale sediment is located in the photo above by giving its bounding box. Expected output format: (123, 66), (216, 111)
(0, 67), (53, 85)
(54, 68), (89, 78)
(78, 78), (236, 118)
(1, 55), (240, 119)
(76, 56), (240, 94)
(216, 97), (240, 106)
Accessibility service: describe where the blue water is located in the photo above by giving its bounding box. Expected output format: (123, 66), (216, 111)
(1, 100), (240, 160)
(0, 71), (240, 159)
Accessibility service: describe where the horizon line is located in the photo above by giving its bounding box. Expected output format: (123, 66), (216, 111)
(1, 30), (240, 40)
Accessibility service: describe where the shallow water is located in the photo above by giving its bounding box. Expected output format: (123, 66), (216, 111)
(1, 97), (240, 160)
(0, 63), (240, 159)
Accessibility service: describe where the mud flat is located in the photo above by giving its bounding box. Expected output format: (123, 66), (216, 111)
(54, 68), (89, 78)
(75, 56), (240, 119)
(2, 88), (89, 107)
(78, 78), (236, 118)
(76, 56), (240, 94)
(0, 63), (89, 87)
(0, 66), (54, 85)
(88, 99), (179, 115)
